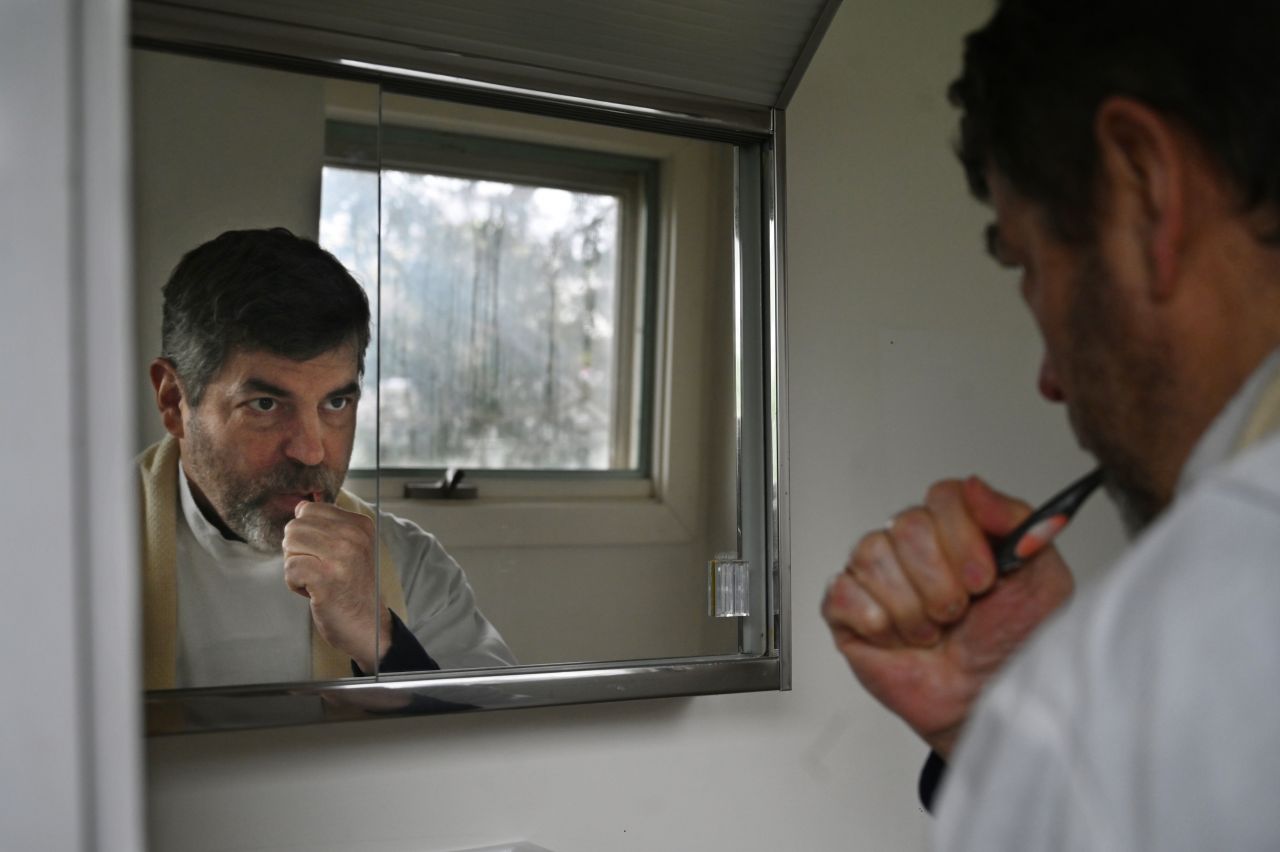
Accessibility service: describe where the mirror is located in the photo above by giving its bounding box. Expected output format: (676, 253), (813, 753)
(133, 45), (786, 732)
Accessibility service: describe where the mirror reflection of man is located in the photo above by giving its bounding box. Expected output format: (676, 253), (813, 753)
(140, 228), (514, 690)
(822, 0), (1280, 847)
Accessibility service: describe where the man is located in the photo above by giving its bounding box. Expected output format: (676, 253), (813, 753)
(821, 1), (1280, 848)
(141, 227), (514, 690)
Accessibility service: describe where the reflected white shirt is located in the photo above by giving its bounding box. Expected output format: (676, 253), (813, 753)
(175, 465), (515, 688)
(935, 350), (1280, 851)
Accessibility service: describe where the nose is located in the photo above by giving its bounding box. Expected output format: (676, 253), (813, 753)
(1038, 355), (1066, 402)
(284, 413), (326, 467)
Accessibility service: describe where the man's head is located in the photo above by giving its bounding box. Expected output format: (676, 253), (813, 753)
(951, 0), (1280, 530)
(150, 228), (371, 550)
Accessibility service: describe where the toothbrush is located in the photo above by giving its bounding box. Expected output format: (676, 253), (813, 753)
(992, 468), (1104, 574)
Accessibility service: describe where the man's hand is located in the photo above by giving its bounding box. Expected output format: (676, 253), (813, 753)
(282, 501), (392, 673)
(821, 476), (1074, 758)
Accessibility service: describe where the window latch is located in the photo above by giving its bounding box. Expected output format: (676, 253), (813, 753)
(404, 467), (478, 500)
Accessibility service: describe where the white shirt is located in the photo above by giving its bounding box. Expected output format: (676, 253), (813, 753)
(175, 466), (515, 688)
(935, 351), (1280, 852)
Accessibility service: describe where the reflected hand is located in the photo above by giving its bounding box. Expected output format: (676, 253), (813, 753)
(283, 501), (392, 673)
(820, 476), (1074, 758)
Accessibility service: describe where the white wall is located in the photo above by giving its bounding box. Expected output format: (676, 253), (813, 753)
(1, 2), (142, 852)
(146, 2), (1125, 851)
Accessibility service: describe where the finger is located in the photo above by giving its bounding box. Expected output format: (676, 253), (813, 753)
(281, 518), (332, 559)
(959, 476), (1035, 592)
(283, 553), (323, 599)
(962, 475), (1034, 537)
(282, 509), (374, 558)
(294, 499), (349, 521)
(290, 502), (374, 535)
(822, 572), (897, 648)
(893, 498), (973, 621)
(848, 529), (940, 647)
(292, 501), (371, 534)
(923, 480), (996, 599)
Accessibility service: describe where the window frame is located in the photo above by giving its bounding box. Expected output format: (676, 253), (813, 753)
(322, 119), (661, 480)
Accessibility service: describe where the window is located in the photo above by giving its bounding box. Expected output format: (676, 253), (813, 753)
(320, 121), (658, 474)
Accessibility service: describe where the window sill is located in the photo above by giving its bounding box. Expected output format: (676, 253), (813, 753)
(343, 476), (694, 549)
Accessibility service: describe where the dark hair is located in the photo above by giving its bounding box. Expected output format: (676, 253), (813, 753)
(160, 228), (371, 405)
(949, 0), (1280, 241)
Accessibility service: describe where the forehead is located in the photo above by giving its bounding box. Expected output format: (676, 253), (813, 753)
(212, 344), (360, 392)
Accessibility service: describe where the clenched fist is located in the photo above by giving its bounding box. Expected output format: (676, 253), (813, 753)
(821, 476), (1074, 758)
(282, 499), (392, 673)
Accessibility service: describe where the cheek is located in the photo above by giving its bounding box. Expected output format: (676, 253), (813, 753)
(229, 431), (286, 472)
(324, 420), (357, 461)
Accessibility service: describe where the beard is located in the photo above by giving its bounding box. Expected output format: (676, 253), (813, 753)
(183, 418), (345, 552)
(1060, 247), (1175, 536)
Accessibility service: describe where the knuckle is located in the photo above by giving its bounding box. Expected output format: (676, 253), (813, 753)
(283, 556), (310, 583)
(854, 530), (892, 570)
(827, 569), (894, 642)
(835, 578), (891, 642)
(849, 549), (884, 588)
(925, 479), (960, 506)
(854, 600), (891, 639)
(894, 506), (933, 540)
(926, 588), (968, 623)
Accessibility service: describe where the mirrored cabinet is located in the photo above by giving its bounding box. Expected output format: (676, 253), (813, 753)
(132, 0), (810, 734)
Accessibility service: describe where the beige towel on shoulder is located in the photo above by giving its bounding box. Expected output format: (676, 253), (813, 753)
(1235, 362), (1280, 453)
(138, 435), (405, 690)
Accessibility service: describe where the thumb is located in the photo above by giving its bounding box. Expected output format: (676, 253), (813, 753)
(962, 475), (1033, 538)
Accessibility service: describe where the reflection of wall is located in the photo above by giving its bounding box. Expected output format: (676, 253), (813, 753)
(132, 50), (330, 450)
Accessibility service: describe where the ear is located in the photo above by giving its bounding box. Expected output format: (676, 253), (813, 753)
(1093, 96), (1189, 301)
(149, 358), (187, 439)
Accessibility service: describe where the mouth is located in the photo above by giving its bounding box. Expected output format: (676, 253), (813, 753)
(271, 491), (326, 513)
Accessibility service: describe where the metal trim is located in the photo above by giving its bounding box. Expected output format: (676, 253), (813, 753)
(134, 38), (792, 735)
(129, 15), (774, 143)
(732, 141), (770, 657)
(776, 0), (845, 110)
(146, 656), (782, 735)
(768, 109), (794, 689)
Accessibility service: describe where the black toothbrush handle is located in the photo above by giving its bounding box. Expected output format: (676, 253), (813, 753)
(992, 468), (1105, 574)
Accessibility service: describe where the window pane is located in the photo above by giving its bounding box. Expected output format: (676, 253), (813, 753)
(318, 166), (380, 470)
(321, 164), (624, 471)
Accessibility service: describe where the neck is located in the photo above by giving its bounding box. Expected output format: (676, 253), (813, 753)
(1158, 239), (1280, 499)
(179, 458), (245, 542)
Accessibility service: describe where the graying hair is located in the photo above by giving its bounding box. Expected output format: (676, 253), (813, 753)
(160, 228), (371, 405)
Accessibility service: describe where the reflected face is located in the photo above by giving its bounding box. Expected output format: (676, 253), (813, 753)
(987, 172), (1172, 531)
(178, 344), (362, 551)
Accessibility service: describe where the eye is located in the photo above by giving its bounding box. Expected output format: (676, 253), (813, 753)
(249, 398), (277, 413)
(324, 396), (352, 412)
